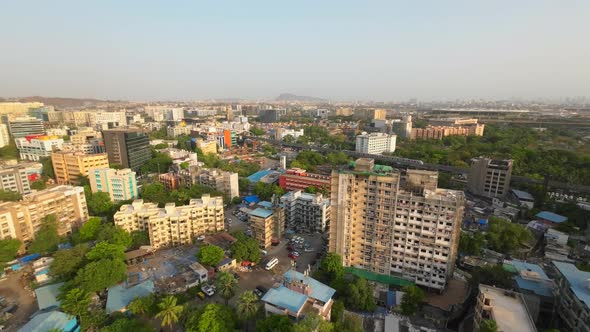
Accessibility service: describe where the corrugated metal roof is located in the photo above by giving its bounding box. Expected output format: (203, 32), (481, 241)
(106, 279), (155, 313)
(261, 286), (308, 313)
(553, 261), (590, 308)
(19, 310), (77, 332)
(536, 211), (568, 224)
(283, 270), (336, 304)
(249, 207), (273, 218)
(34, 282), (64, 310)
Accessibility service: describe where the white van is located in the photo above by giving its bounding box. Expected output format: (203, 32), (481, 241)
(265, 257), (279, 270)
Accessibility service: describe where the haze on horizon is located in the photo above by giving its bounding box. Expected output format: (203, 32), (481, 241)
(1, 0), (589, 102)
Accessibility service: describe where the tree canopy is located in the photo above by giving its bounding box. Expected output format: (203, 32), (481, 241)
(196, 245), (225, 267)
(216, 272), (238, 305)
(74, 258), (127, 293)
(184, 303), (237, 332)
(0, 239), (21, 268)
(59, 288), (91, 319)
(470, 265), (514, 289)
(230, 233), (261, 263)
(50, 244), (89, 280)
(399, 284), (425, 316)
(155, 295), (184, 328)
(79, 217), (102, 242)
(253, 182), (284, 201)
(459, 232), (486, 256)
(96, 224), (132, 249)
(485, 217), (532, 254)
(87, 192), (114, 217)
(346, 277), (376, 312)
(28, 214), (61, 254)
(0, 189), (22, 201)
(319, 253), (344, 282)
(86, 241), (126, 262)
(256, 314), (293, 332)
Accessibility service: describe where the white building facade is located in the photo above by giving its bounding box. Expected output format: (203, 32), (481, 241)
(355, 133), (397, 154)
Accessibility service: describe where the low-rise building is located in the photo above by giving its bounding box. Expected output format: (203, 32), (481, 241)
(0, 162), (43, 194)
(51, 151), (110, 185)
(186, 168), (239, 199)
(113, 195), (224, 249)
(552, 261), (590, 332)
(89, 167), (138, 202)
(8, 116), (45, 138)
(106, 280), (155, 313)
(158, 172), (183, 191)
(0, 185), (88, 245)
(261, 270), (336, 321)
(281, 191), (330, 233)
(275, 128), (304, 140)
(15, 135), (64, 161)
(355, 132), (397, 154)
(0, 124), (9, 148)
(467, 157), (513, 198)
(278, 168), (331, 194)
(167, 125), (192, 137)
(195, 138), (218, 155)
(474, 284), (536, 332)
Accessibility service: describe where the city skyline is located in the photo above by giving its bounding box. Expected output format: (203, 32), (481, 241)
(1, 1), (589, 101)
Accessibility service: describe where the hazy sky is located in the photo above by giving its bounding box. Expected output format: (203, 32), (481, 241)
(1, 1), (589, 101)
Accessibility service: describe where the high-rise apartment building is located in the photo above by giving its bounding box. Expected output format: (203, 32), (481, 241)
(0, 163), (43, 194)
(194, 168), (239, 199)
(89, 168), (138, 202)
(51, 151), (110, 185)
(474, 285), (536, 332)
(15, 135), (64, 161)
(329, 158), (464, 290)
(467, 157), (513, 198)
(278, 168), (331, 194)
(552, 261), (590, 332)
(102, 129), (150, 170)
(113, 195), (224, 249)
(0, 186), (88, 245)
(355, 132), (397, 154)
(281, 191), (330, 233)
(8, 116), (45, 138)
(0, 124), (10, 148)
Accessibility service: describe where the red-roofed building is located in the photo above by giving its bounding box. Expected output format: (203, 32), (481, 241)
(278, 168), (331, 193)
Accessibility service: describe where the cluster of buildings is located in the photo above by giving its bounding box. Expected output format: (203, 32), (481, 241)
(410, 118), (485, 140)
(113, 195), (224, 249)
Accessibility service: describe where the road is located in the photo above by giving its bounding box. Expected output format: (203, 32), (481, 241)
(0, 270), (37, 332)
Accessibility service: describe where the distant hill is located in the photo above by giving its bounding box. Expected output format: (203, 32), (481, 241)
(275, 93), (327, 103)
(17, 96), (116, 108)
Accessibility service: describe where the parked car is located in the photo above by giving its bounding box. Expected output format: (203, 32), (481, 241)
(288, 253), (298, 260)
(304, 247), (314, 252)
(233, 272), (241, 280)
(196, 235), (205, 241)
(292, 251), (300, 257)
(287, 246), (294, 251)
(256, 286), (268, 294)
(253, 288), (263, 297)
(197, 291), (205, 300)
(201, 285), (215, 297)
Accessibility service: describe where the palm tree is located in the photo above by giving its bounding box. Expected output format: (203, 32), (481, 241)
(155, 296), (183, 330)
(236, 291), (260, 332)
(215, 272), (238, 305)
(60, 288), (91, 321)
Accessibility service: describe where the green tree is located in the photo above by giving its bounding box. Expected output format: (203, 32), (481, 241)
(215, 272), (238, 305)
(49, 244), (89, 280)
(478, 319), (498, 332)
(330, 300), (345, 323)
(320, 253), (344, 282)
(30, 179), (46, 190)
(250, 127), (265, 136)
(256, 314), (293, 332)
(79, 217), (102, 242)
(399, 284), (425, 316)
(130, 230), (150, 249)
(96, 224), (132, 249)
(28, 214), (61, 254)
(185, 303), (236, 332)
(128, 294), (156, 316)
(293, 312), (333, 332)
(86, 241), (126, 261)
(155, 295), (184, 329)
(196, 245), (225, 267)
(334, 314), (363, 332)
(40, 157), (55, 179)
(0, 239), (21, 267)
(100, 317), (155, 332)
(74, 258), (127, 293)
(60, 288), (91, 320)
(81, 309), (108, 331)
(485, 217), (532, 254)
(236, 290), (260, 325)
(230, 233), (262, 263)
(459, 232), (486, 256)
(87, 192), (114, 217)
(0, 189), (21, 201)
(253, 182), (284, 201)
(470, 265), (514, 289)
(0, 140), (18, 160)
(346, 277), (376, 312)
(154, 143), (169, 149)
(140, 182), (171, 206)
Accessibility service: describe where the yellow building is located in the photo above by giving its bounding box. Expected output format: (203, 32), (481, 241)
(196, 138), (217, 155)
(248, 207), (284, 249)
(52, 151), (109, 185)
(113, 195), (224, 249)
(0, 186), (88, 249)
(0, 102), (44, 116)
(329, 158), (464, 291)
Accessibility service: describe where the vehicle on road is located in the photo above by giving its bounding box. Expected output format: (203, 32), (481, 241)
(201, 284), (215, 297)
(288, 253), (298, 260)
(304, 247), (314, 252)
(265, 257), (279, 270)
(197, 291), (205, 300)
(196, 235), (205, 241)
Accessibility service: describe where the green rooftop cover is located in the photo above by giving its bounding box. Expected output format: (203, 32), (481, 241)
(345, 267), (413, 287)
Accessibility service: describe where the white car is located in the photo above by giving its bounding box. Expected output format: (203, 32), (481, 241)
(196, 235), (205, 241)
(201, 285), (215, 297)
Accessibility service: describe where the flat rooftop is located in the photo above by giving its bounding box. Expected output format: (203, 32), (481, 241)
(479, 285), (536, 332)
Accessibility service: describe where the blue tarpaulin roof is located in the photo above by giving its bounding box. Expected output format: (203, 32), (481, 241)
(478, 219), (488, 225)
(243, 195), (260, 204)
(536, 211), (568, 224)
(386, 291), (396, 307)
(247, 169), (272, 183)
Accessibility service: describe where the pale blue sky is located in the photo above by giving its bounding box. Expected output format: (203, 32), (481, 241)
(1, 1), (589, 101)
